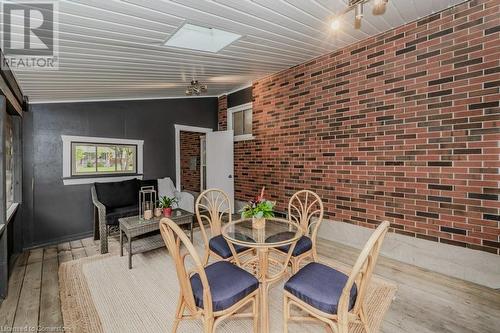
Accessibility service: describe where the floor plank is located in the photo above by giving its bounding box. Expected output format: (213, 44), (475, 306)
(57, 250), (72, 265)
(0, 252), (29, 330)
(12, 248), (43, 331)
(38, 247), (63, 332)
(81, 237), (99, 257)
(71, 247), (87, 260)
(69, 240), (83, 249)
(57, 242), (70, 252)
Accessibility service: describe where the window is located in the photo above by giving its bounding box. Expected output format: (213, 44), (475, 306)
(71, 143), (137, 176)
(5, 115), (14, 210)
(62, 135), (144, 185)
(228, 102), (253, 141)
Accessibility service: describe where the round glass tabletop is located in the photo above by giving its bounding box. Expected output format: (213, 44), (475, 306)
(222, 217), (303, 248)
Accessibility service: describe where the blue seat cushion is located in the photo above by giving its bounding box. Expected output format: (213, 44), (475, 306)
(190, 261), (259, 312)
(284, 262), (357, 315)
(209, 234), (251, 259)
(266, 232), (312, 257)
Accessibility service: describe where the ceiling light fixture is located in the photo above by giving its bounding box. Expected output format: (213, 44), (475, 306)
(330, 0), (389, 31)
(330, 18), (341, 30)
(185, 80), (207, 96)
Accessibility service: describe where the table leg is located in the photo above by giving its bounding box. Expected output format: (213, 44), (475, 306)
(190, 218), (194, 242)
(258, 247), (269, 333)
(119, 229), (123, 257)
(128, 236), (132, 269)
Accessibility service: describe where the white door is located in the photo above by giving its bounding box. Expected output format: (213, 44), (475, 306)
(206, 130), (234, 212)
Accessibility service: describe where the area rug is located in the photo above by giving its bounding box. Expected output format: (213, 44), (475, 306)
(60, 240), (397, 333)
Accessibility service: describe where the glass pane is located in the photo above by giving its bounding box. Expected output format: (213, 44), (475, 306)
(233, 111), (244, 136)
(243, 109), (252, 135)
(74, 144), (96, 174)
(116, 146), (136, 172)
(97, 146), (117, 173)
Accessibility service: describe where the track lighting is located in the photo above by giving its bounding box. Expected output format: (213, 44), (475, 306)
(354, 3), (363, 29)
(355, 3), (364, 20)
(330, 1), (389, 31)
(373, 0), (389, 14)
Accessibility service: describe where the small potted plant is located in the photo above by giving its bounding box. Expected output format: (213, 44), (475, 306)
(159, 196), (178, 217)
(241, 187), (275, 228)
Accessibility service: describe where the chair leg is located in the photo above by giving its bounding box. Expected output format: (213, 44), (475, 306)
(203, 249), (211, 266)
(290, 257), (299, 275)
(204, 317), (214, 333)
(359, 305), (370, 333)
(99, 223), (108, 254)
(172, 296), (185, 333)
(253, 294), (259, 333)
(328, 322), (339, 333)
(283, 295), (288, 333)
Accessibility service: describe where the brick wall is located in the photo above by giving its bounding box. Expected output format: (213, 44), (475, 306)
(219, 0), (500, 255)
(218, 95), (228, 131)
(180, 131), (202, 192)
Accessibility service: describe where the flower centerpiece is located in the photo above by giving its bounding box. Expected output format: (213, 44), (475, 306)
(241, 187), (275, 228)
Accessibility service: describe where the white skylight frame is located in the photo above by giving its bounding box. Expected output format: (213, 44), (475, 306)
(164, 23), (242, 53)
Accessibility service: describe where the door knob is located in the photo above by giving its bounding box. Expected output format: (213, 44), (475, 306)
(228, 175), (233, 179)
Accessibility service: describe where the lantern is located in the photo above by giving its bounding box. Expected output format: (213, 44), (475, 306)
(139, 186), (157, 220)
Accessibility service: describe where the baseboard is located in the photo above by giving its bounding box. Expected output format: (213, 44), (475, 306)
(319, 220), (500, 289)
(23, 230), (94, 251)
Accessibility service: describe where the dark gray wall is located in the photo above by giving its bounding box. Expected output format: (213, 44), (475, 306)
(227, 86), (252, 108)
(23, 97), (218, 249)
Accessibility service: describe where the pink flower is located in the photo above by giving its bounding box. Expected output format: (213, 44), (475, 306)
(256, 186), (266, 202)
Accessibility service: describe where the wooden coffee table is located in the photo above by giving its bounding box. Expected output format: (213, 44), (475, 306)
(119, 209), (194, 269)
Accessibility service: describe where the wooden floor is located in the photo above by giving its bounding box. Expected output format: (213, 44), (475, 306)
(0, 235), (499, 333)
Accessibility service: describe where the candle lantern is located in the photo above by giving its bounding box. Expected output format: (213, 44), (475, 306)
(139, 186), (157, 220)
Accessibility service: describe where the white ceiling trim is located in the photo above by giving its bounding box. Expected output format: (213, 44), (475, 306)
(29, 95), (219, 105)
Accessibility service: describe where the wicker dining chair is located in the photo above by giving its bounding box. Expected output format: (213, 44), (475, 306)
(267, 190), (324, 273)
(159, 218), (260, 333)
(195, 189), (253, 266)
(282, 221), (390, 333)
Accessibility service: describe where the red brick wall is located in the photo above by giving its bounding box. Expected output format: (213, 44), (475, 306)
(218, 95), (228, 131)
(180, 131), (202, 192)
(219, 0), (500, 255)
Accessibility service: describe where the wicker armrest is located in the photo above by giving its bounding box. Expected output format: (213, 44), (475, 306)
(91, 185), (106, 212)
(91, 185), (109, 254)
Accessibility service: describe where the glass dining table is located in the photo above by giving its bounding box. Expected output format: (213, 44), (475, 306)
(222, 217), (303, 333)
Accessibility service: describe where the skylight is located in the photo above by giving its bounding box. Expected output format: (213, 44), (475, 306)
(164, 23), (241, 53)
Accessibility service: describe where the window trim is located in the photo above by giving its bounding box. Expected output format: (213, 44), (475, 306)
(61, 135), (144, 185)
(227, 102), (254, 141)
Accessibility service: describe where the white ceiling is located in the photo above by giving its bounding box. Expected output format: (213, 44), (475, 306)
(2, 0), (464, 103)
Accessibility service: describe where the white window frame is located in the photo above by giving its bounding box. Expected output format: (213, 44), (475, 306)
(227, 102), (254, 142)
(61, 135), (144, 185)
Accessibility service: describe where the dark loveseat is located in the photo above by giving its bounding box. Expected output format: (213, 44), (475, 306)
(91, 178), (157, 254)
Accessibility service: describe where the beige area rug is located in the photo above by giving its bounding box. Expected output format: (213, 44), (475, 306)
(60, 238), (397, 333)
